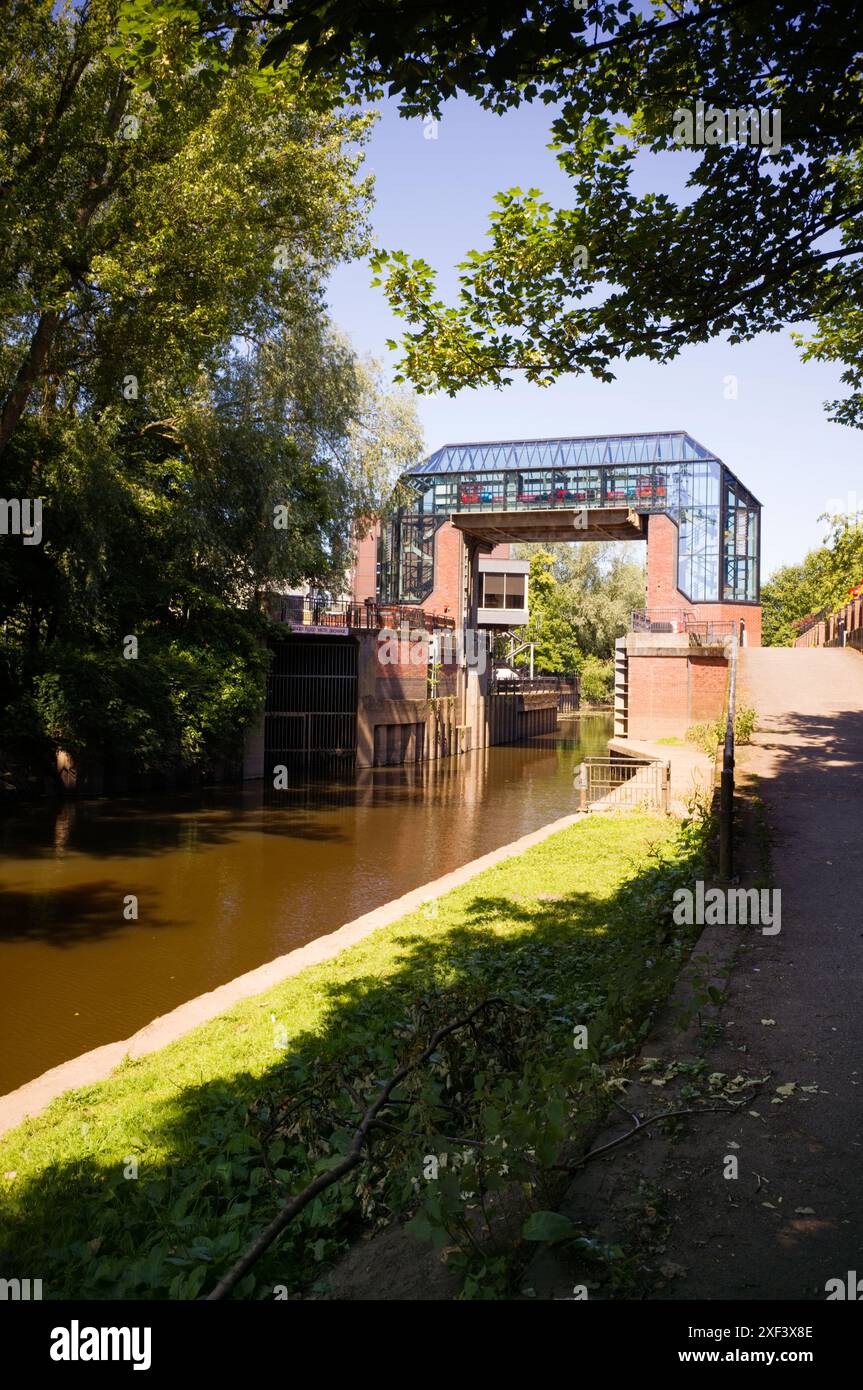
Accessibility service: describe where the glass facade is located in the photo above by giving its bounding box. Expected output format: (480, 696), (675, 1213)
(677, 460), (721, 602)
(723, 478), (760, 603)
(379, 434), (760, 607)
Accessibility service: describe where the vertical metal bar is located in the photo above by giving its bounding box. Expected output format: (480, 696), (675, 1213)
(719, 639), (737, 879)
(578, 761), (588, 812)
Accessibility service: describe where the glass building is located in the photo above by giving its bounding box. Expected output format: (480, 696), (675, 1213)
(379, 432), (760, 607)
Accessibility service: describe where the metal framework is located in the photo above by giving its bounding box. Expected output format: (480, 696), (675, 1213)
(409, 431), (717, 475)
(379, 431), (761, 609)
(265, 636), (358, 771)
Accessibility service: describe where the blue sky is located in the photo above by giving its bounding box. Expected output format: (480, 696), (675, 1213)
(326, 98), (862, 580)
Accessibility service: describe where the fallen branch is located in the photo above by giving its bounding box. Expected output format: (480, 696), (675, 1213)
(557, 1098), (745, 1172)
(204, 996), (507, 1300)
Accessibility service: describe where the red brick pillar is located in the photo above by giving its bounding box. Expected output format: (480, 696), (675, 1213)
(646, 513), (687, 614)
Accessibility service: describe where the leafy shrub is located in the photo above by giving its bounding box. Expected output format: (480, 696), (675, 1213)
(734, 705), (757, 744)
(21, 628), (268, 772)
(578, 655), (614, 706)
(686, 705), (757, 755)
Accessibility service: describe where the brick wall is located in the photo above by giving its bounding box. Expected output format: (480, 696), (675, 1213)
(628, 653), (688, 739)
(420, 526), (511, 622)
(627, 649), (728, 739)
(350, 525), (379, 604)
(646, 513), (762, 646)
(688, 654), (730, 722)
(373, 625), (430, 701)
(421, 521), (463, 620)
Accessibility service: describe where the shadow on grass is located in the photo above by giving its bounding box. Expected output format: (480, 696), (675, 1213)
(0, 817), (708, 1301)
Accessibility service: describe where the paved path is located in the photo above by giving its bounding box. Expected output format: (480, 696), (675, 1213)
(532, 647), (863, 1301)
(704, 646), (863, 1297)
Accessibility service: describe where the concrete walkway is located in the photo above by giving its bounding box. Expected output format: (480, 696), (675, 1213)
(701, 646), (863, 1295)
(657, 647), (863, 1297)
(531, 647), (863, 1301)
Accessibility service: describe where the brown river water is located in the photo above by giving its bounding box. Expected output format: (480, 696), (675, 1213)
(0, 715), (612, 1095)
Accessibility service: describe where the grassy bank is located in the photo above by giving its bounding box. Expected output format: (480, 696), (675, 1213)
(0, 810), (709, 1300)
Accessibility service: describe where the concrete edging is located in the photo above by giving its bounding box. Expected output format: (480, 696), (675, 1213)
(0, 810), (588, 1138)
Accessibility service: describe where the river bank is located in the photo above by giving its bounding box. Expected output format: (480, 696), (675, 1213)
(0, 806), (710, 1300)
(0, 720), (613, 1093)
(0, 808), (586, 1136)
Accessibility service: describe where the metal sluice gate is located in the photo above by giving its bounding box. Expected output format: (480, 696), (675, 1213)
(265, 637), (358, 771)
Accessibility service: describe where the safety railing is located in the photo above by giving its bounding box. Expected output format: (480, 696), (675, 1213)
(576, 756), (670, 813)
(630, 609), (737, 644)
(630, 608), (691, 634)
(686, 619), (737, 643)
(490, 672), (580, 706)
(274, 596), (455, 632)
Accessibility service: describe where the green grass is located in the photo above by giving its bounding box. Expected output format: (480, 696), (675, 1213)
(0, 811), (709, 1300)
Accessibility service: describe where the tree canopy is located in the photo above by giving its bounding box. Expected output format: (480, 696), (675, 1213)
(1, 1), (421, 781)
(128, 3), (863, 420)
(761, 514), (863, 645)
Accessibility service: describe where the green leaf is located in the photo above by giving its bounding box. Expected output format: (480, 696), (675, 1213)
(522, 1211), (578, 1243)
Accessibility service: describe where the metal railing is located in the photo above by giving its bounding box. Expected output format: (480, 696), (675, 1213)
(274, 596), (455, 633)
(686, 619), (737, 643)
(719, 636), (737, 879)
(576, 756), (670, 813)
(630, 607), (691, 633)
(630, 609), (737, 644)
(490, 671), (580, 705)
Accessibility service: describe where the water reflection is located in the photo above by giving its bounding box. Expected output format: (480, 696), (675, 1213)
(0, 717), (612, 1093)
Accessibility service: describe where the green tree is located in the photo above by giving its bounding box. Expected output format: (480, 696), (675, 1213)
(518, 542), (644, 677)
(0, 2), (422, 778)
(760, 514), (863, 646)
(116, 4), (863, 418)
(520, 550), (581, 674)
(760, 554), (829, 647)
(820, 514), (863, 607)
(0, 0), (372, 462)
(272, 0), (863, 420)
(1, 330), (421, 774)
